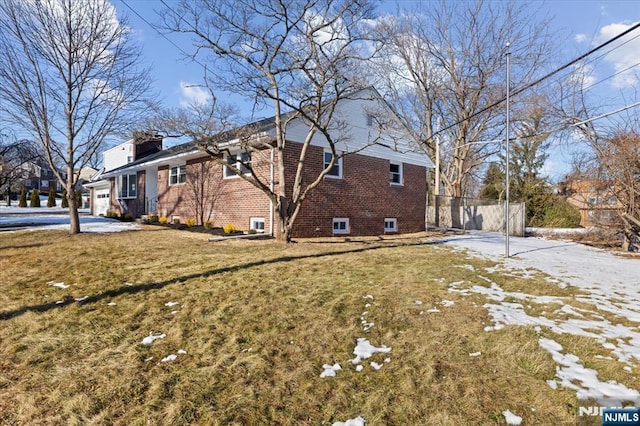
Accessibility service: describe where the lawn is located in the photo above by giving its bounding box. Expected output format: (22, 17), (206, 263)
(0, 227), (621, 425)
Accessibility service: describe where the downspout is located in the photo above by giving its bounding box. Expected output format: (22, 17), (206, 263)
(425, 167), (429, 231)
(269, 145), (275, 237)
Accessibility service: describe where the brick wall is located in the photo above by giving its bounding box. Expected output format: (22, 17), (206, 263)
(156, 150), (274, 231)
(284, 143), (427, 237)
(152, 142), (426, 237)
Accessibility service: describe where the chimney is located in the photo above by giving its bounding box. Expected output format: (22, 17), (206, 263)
(132, 131), (163, 160)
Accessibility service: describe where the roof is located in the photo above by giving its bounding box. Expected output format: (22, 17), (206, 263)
(98, 87), (433, 178)
(100, 141), (201, 178)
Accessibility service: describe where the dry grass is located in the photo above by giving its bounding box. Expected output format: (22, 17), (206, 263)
(0, 227), (627, 425)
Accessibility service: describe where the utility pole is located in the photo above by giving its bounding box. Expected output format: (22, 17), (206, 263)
(505, 41), (511, 258)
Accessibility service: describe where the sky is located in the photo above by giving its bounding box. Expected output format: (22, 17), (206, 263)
(112, 0), (640, 182)
(114, 1), (640, 109)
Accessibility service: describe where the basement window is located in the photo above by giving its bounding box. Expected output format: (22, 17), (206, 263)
(250, 217), (265, 233)
(384, 218), (398, 233)
(332, 218), (350, 235)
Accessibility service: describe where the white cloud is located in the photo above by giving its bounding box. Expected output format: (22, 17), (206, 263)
(568, 63), (597, 88)
(574, 33), (587, 43)
(593, 22), (640, 88)
(179, 82), (211, 107)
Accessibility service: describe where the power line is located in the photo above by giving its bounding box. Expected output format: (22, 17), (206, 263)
(531, 32), (640, 107)
(571, 99), (640, 127)
(119, 0), (209, 71)
(583, 61), (640, 92)
(433, 21), (640, 140)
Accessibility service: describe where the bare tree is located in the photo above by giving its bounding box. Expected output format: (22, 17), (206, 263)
(560, 70), (640, 249)
(185, 159), (222, 226)
(160, 0), (384, 243)
(0, 132), (40, 205)
(0, 0), (154, 233)
(373, 0), (555, 197)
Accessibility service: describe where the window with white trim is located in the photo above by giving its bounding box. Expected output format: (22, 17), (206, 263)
(332, 218), (350, 234)
(250, 217), (265, 233)
(170, 165), (187, 185)
(323, 151), (342, 178)
(118, 174), (137, 198)
(390, 162), (402, 185)
(384, 217), (397, 233)
(224, 152), (251, 178)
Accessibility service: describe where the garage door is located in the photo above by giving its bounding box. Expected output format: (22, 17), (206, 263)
(94, 188), (110, 216)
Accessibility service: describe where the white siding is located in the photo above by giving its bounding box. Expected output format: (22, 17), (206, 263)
(283, 91), (433, 168)
(103, 141), (134, 172)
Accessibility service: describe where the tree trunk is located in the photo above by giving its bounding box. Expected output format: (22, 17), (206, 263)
(275, 196), (293, 243)
(67, 184), (80, 234)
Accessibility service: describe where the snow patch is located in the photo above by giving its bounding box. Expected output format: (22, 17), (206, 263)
(141, 333), (166, 346)
(332, 416), (365, 426)
(351, 338), (391, 365)
(161, 354), (177, 363)
(539, 337), (640, 405)
(320, 363), (342, 378)
(47, 281), (69, 289)
(502, 410), (522, 425)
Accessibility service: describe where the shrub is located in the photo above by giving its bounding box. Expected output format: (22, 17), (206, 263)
(541, 198), (582, 228)
(18, 188), (27, 207)
(105, 210), (118, 218)
(186, 218), (196, 227)
(122, 213), (133, 222)
(223, 223), (236, 235)
(75, 190), (82, 207)
(47, 187), (56, 207)
(204, 221), (212, 229)
(61, 190), (69, 208)
(247, 229), (257, 235)
(159, 216), (168, 224)
(149, 215), (159, 223)
(173, 218), (181, 225)
(30, 189), (40, 207)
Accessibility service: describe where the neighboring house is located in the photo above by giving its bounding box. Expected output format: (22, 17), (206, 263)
(19, 160), (63, 195)
(559, 178), (623, 227)
(93, 89), (434, 237)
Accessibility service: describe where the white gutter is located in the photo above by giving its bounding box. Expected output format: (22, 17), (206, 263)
(100, 148), (202, 178)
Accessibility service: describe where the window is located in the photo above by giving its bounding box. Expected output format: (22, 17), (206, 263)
(224, 152), (251, 178)
(170, 165), (187, 185)
(384, 218), (397, 233)
(332, 218), (350, 234)
(366, 114), (376, 127)
(390, 162), (402, 185)
(118, 174), (137, 198)
(250, 217), (265, 233)
(324, 151), (342, 178)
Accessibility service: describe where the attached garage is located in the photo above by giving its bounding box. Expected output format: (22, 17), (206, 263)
(94, 187), (110, 216)
(84, 179), (111, 216)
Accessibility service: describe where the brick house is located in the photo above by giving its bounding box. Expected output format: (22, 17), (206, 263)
(92, 90), (434, 237)
(559, 178), (623, 227)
